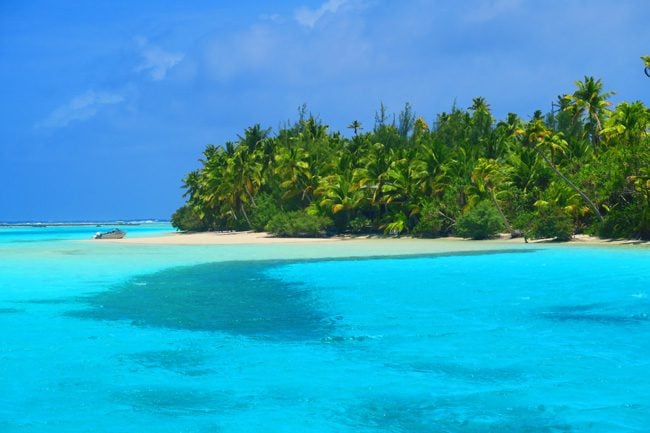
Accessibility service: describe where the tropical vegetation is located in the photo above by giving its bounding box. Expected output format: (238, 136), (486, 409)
(172, 77), (650, 240)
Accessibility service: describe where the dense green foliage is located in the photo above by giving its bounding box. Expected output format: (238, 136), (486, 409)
(265, 211), (333, 237)
(455, 201), (503, 240)
(171, 205), (207, 232)
(174, 77), (650, 240)
(528, 205), (574, 241)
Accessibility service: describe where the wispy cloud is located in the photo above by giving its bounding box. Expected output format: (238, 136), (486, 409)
(135, 37), (184, 81)
(204, 17), (372, 84)
(294, 0), (347, 28)
(36, 91), (124, 128)
(205, 25), (282, 81)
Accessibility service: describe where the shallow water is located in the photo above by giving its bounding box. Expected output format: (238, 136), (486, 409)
(1, 226), (649, 432)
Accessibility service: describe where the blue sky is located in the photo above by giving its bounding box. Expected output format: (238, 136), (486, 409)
(1, 0), (648, 221)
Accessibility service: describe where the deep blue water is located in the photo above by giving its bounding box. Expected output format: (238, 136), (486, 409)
(1, 226), (649, 432)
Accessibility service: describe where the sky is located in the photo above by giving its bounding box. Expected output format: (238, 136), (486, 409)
(1, 0), (648, 222)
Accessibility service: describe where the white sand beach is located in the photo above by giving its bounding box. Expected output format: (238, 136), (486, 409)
(92, 231), (648, 247)
(96, 231), (341, 245)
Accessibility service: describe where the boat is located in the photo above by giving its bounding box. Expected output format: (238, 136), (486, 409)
(93, 229), (126, 239)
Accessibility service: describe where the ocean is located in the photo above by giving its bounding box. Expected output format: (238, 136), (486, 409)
(1, 224), (648, 432)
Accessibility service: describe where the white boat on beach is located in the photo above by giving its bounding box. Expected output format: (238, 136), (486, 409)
(93, 229), (126, 239)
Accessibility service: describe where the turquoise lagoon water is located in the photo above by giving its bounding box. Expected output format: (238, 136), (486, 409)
(1, 226), (649, 432)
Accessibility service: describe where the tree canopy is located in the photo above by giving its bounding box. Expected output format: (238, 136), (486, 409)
(173, 76), (650, 241)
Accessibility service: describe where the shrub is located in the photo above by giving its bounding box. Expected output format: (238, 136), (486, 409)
(529, 206), (574, 241)
(598, 203), (650, 240)
(349, 216), (373, 234)
(383, 211), (409, 235)
(265, 211), (333, 237)
(512, 211), (535, 234)
(454, 201), (503, 240)
(171, 205), (207, 232)
(412, 201), (454, 238)
(249, 194), (282, 232)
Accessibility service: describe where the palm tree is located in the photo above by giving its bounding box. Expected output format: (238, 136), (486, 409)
(411, 138), (449, 199)
(506, 146), (549, 195)
(518, 120), (604, 222)
(347, 120), (363, 135)
(469, 97), (488, 112)
(317, 172), (363, 230)
(181, 170), (202, 203)
(468, 97), (495, 157)
(564, 76), (614, 150)
(197, 146), (232, 226)
(413, 117), (429, 138)
(353, 142), (392, 210)
(536, 181), (590, 223)
(383, 155), (417, 208)
(446, 146), (475, 208)
(471, 158), (516, 236)
(382, 156), (422, 233)
(601, 101), (650, 213)
(274, 145), (313, 203)
(494, 113), (522, 159)
(237, 124), (271, 154)
(601, 101), (650, 151)
(222, 148), (261, 227)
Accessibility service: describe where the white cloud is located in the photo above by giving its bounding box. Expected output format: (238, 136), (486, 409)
(203, 2), (374, 85)
(294, 0), (347, 28)
(205, 25), (281, 81)
(135, 37), (184, 81)
(37, 91), (124, 128)
(465, 0), (521, 23)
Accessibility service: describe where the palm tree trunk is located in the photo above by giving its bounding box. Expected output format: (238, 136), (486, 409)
(534, 146), (604, 222)
(245, 188), (257, 208)
(489, 188), (514, 235)
(592, 112), (603, 149)
(240, 203), (253, 228)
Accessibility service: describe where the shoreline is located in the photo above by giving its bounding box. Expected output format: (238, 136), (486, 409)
(91, 231), (649, 247)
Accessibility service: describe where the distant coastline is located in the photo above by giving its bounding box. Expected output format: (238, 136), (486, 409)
(0, 219), (169, 227)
